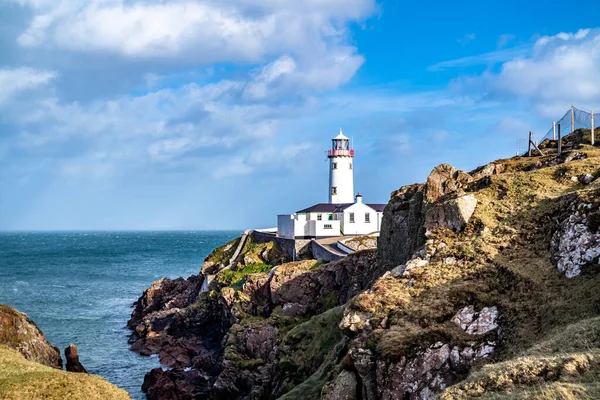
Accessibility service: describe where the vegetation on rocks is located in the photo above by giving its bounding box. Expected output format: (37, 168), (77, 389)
(216, 262), (274, 290)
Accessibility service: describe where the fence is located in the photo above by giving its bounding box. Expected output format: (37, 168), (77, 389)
(517, 105), (599, 156)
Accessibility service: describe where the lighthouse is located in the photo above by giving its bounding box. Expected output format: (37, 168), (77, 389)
(328, 129), (355, 203)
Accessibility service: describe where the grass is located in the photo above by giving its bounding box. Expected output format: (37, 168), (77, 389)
(0, 346), (129, 400)
(216, 263), (274, 290)
(203, 237), (240, 271)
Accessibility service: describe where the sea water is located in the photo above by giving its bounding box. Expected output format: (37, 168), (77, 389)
(0, 231), (240, 399)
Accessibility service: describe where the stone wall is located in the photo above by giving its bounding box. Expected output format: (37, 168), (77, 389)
(250, 231), (311, 261)
(310, 240), (346, 262)
(251, 231), (346, 262)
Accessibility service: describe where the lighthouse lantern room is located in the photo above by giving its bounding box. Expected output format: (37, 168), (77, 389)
(328, 129), (355, 204)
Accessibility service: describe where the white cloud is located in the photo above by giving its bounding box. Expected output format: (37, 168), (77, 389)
(12, 0), (376, 64)
(212, 157), (254, 179)
(0, 67), (56, 104)
(428, 46), (529, 71)
(447, 29), (600, 120)
(497, 34), (515, 49)
(243, 50), (364, 100)
(479, 28), (600, 116)
(490, 116), (531, 138)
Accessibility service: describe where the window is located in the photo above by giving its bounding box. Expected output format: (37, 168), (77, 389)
(349, 163), (352, 170)
(328, 214), (333, 220)
(331, 187), (337, 195)
(349, 213), (355, 223)
(317, 214), (322, 221)
(332, 162), (337, 170)
(365, 213), (370, 223)
(324, 224), (333, 229)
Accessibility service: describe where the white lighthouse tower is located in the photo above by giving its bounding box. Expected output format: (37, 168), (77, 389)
(328, 129), (355, 204)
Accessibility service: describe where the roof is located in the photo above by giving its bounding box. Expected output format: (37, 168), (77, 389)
(367, 204), (386, 212)
(296, 203), (351, 213)
(296, 203), (386, 214)
(334, 128), (349, 140)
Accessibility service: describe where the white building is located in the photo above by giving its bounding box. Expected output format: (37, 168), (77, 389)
(277, 130), (385, 239)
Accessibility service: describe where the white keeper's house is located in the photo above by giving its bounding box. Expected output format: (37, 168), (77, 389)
(277, 130), (386, 239)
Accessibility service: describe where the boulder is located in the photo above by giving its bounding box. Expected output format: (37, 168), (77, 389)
(426, 164), (473, 203)
(143, 367), (208, 400)
(65, 344), (87, 373)
(0, 304), (62, 369)
(451, 306), (499, 335)
(552, 209), (600, 278)
(425, 194), (478, 232)
(470, 162), (505, 180)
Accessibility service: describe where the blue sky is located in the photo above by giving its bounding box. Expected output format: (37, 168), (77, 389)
(1, 0), (599, 230)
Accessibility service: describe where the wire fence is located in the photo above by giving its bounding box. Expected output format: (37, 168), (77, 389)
(518, 106), (599, 156)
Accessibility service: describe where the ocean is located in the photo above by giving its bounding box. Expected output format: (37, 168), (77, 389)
(0, 231), (240, 399)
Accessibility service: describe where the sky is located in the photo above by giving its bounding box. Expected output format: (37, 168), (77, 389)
(1, 0), (600, 230)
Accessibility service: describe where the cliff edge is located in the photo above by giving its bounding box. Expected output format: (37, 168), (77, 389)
(0, 304), (129, 400)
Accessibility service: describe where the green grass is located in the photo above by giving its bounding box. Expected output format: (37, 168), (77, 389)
(203, 237), (240, 270)
(0, 346), (129, 400)
(216, 263), (274, 290)
(278, 306), (348, 399)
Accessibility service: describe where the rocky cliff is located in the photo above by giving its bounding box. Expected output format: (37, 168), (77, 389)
(129, 143), (600, 400)
(0, 304), (129, 399)
(0, 304), (62, 369)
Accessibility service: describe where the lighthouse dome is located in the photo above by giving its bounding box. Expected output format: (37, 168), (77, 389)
(334, 129), (349, 140)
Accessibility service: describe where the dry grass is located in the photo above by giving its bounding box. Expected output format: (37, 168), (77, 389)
(0, 346), (130, 400)
(441, 318), (600, 399)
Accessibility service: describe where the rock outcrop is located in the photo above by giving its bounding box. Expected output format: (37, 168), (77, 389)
(65, 344), (87, 373)
(378, 163), (477, 271)
(0, 304), (62, 369)
(129, 145), (600, 400)
(552, 205), (600, 278)
(377, 184), (427, 270)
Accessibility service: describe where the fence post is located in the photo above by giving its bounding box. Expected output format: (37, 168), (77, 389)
(528, 131), (532, 157)
(553, 121), (556, 140)
(558, 123), (562, 155)
(592, 111), (595, 146)
(571, 105), (575, 134)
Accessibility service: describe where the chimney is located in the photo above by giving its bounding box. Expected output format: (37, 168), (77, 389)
(355, 193), (363, 204)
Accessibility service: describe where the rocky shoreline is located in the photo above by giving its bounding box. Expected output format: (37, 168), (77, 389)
(128, 144), (600, 399)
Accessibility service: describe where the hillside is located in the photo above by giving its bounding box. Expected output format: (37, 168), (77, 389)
(0, 305), (130, 400)
(128, 144), (600, 399)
